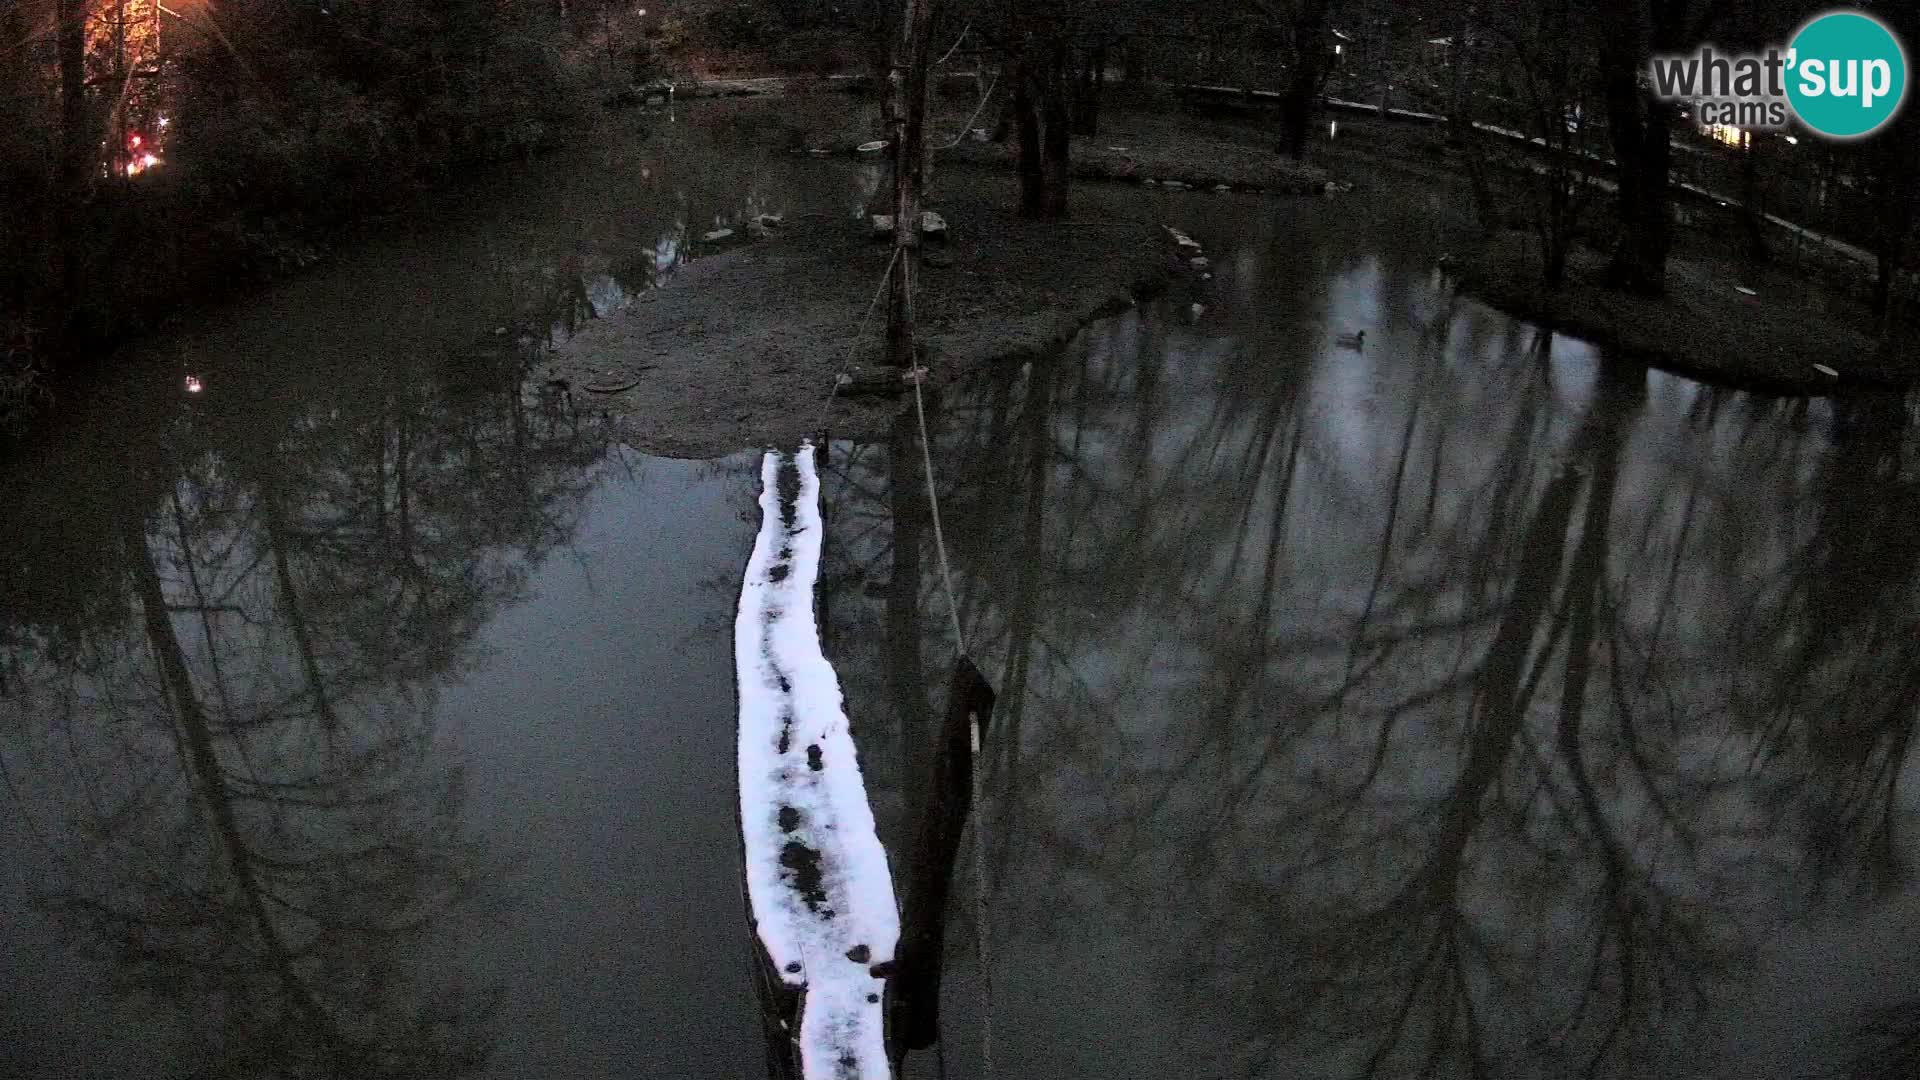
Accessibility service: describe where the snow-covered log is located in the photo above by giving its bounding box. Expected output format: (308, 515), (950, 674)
(736, 442), (899, 1080)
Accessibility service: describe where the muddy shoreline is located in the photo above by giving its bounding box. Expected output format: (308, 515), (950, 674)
(535, 171), (1184, 459)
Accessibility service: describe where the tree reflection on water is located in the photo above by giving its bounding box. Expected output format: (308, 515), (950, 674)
(1, 356), (609, 1076)
(817, 276), (1920, 1078)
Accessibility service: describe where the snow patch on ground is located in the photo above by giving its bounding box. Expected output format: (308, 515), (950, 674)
(737, 442), (899, 1079)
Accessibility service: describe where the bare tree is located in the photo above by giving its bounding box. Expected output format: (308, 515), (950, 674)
(1594, 0), (1728, 294)
(1269, 0), (1332, 158)
(1485, 0), (1600, 286)
(973, 0), (1154, 217)
(885, 0), (938, 363)
(1862, 3), (1920, 336)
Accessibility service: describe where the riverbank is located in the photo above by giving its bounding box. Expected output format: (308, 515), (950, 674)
(534, 171), (1181, 458)
(1453, 232), (1919, 393)
(937, 108), (1332, 194)
(0, 12), (621, 437)
(758, 88), (1333, 195)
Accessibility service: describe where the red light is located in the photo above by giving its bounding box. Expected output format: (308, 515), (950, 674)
(129, 133), (142, 148)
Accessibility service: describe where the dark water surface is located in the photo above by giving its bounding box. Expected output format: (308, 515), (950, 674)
(5, 108), (1919, 1079)
(829, 192), (1920, 1080)
(0, 106), (852, 1079)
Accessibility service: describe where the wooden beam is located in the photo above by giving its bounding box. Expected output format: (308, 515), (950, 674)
(889, 656), (996, 1058)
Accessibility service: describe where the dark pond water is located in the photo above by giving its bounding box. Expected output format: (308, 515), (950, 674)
(0, 104), (860, 1080)
(4, 105), (1919, 1080)
(836, 191), (1920, 1080)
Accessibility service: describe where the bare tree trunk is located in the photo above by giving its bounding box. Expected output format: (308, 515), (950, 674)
(1012, 53), (1046, 216)
(0, 3), (21, 70)
(1447, 11), (1497, 238)
(1462, 143), (1497, 238)
(1540, 0), (1578, 288)
(1869, 117), (1917, 338)
(988, 79), (1014, 141)
(918, 16), (938, 198)
(1447, 8), (1476, 145)
(1869, 7), (1920, 341)
(112, 0), (129, 171)
(1072, 44), (1105, 136)
(990, 88), (1015, 141)
(1598, 41), (1674, 294)
(1730, 134), (1770, 263)
(57, 0), (87, 187)
(1596, 1), (1718, 295)
(1542, 215), (1570, 288)
(885, 0), (937, 366)
(2, 0), (37, 287)
(1038, 40), (1072, 218)
(54, 0), (89, 332)
(602, 3), (619, 80)
(1277, 0), (1333, 158)
(1874, 235), (1910, 345)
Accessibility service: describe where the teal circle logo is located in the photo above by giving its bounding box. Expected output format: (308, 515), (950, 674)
(1786, 10), (1908, 138)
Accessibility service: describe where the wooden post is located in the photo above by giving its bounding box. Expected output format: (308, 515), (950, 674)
(886, 0), (937, 366)
(889, 656), (996, 1059)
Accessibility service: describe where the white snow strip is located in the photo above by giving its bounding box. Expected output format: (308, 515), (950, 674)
(737, 442), (899, 1080)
